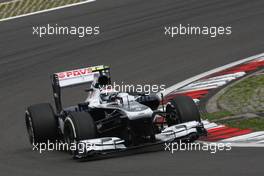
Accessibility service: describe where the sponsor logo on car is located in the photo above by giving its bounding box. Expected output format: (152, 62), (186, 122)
(57, 67), (93, 80)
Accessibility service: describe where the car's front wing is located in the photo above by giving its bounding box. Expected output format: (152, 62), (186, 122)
(74, 121), (206, 159)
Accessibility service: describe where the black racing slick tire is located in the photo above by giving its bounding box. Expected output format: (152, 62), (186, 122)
(25, 103), (58, 144)
(64, 112), (96, 143)
(64, 112), (97, 156)
(166, 95), (201, 125)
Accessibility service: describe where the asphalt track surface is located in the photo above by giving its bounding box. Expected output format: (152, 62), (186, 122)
(0, 0), (264, 175)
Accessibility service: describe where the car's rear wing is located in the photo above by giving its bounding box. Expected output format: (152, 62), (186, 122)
(53, 65), (110, 88)
(51, 65), (110, 112)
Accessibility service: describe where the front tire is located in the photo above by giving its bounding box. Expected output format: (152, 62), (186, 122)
(166, 95), (201, 125)
(63, 112), (96, 154)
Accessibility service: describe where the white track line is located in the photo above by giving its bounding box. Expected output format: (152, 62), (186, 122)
(0, 0), (96, 22)
(0, 0), (19, 5)
(221, 132), (264, 142)
(203, 123), (221, 130)
(204, 72), (246, 81)
(201, 141), (264, 147)
(202, 120), (210, 125)
(160, 52), (264, 96)
(256, 140), (264, 144)
(202, 120), (225, 129)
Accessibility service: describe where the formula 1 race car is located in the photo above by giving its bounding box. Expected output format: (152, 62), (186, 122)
(25, 65), (207, 159)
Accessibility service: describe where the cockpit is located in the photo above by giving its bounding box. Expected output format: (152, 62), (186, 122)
(100, 92), (118, 102)
(99, 88), (119, 103)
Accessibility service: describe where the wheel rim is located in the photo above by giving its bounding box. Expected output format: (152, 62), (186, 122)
(64, 124), (74, 144)
(64, 121), (78, 155)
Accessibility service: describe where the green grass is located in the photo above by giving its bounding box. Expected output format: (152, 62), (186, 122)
(218, 74), (264, 114)
(202, 75), (264, 131)
(202, 111), (233, 121)
(203, 111), (264, 131)
(202, 73), (264, 131)
(0, 0), (84, 20)
(224, 118), (264, 131)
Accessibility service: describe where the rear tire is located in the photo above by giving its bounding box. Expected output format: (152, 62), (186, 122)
(25, 103), (58, 144)
(166, 95), (201, 125)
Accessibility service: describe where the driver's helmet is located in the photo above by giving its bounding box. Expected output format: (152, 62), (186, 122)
(100, 88), (118, 102)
